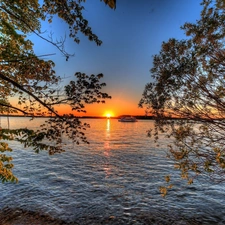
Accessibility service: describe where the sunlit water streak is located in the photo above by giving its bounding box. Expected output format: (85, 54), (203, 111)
(0, 117), (225, 224)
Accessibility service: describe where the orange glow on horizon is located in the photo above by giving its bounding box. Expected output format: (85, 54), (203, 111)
(8, 96), (145, 117)
(9, 90), (145, 117)
(103, 111), (114, 118)
(52, 99), (145, 117)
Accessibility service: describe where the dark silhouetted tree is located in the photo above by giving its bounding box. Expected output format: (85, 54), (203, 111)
(0, 0), (116, 183)
(140, 0), (225, 195)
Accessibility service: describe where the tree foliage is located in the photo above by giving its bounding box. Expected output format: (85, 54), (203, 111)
(140, 0), (225, 194)
(0, 0), (116, 183)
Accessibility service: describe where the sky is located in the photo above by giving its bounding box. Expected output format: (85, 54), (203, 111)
(31, 0), (203, 117)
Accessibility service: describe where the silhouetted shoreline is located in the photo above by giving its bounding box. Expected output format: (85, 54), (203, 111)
(0, 115), (155, 120)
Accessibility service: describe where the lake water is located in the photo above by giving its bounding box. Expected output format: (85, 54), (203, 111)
(0, 117), (225, 224)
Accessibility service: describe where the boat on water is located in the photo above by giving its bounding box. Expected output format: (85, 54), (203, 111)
(118, 116), (137, 122)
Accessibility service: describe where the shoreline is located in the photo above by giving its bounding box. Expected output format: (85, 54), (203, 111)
(0, 207), (74, 225)
(0, 207), (202, 225)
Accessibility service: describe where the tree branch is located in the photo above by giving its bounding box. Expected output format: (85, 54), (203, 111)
(0, 72), (62, 117)
(0, 102), (29, 115)
(0, 53), (56, 64)
(0, 5), (71, 58)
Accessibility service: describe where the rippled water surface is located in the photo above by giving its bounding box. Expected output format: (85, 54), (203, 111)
(0, 117), (225, 224)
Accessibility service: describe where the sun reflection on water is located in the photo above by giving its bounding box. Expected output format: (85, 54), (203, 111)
(103, 119), (111, 177)
(106, 119), (110, 132)
(104, 119), (111, 150)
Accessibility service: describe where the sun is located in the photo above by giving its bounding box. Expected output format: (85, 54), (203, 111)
(104, 111), (114, 118)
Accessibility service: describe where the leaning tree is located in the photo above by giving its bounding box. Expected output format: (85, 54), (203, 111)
(0, 0), (116, 183)
(139, 0), (225, 195)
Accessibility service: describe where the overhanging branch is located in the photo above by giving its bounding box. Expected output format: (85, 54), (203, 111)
(0, 72), (62, 117)
(0, 53), (56, 64)
(0, 5), (71, 58)
(0, 102), (29, 114)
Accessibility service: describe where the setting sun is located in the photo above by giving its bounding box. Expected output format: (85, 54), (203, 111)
(104, 111), (114, 118)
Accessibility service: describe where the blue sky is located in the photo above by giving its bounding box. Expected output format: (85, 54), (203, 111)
(32, 0), (203, 116)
